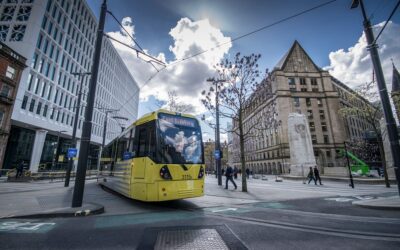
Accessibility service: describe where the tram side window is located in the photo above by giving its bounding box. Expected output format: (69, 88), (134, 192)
(137, 128), (148, 157)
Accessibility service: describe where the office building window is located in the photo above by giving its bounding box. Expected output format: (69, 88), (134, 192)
(309, 122), (315, 132)
(1, 6), (16, 22)
(319, 110), (325, 119)
(6, 65), (16, 79)
(0, 84), (11, 97)
(306, 98), (311, 106)
(29, 99), (35, 112)
(317, 98), (323, 107)
(323, 135), (329, 144)
(312, 87), (319, 92)
(288, 78), (295, 85)
(300, 78), (306, 85)
(311, 78), (317, 85)
(10, 25), (26, 41)
(43, 105), (48, 117)
(17, 6), (32, 21)
(301, 88), (307, 92)
(311, 134), (317, 144)
(321, 122), (327, 132)
(21, 95), (28, 109)
(0, 25), (9, 41)
(0, 110), (3, 127)
(293, 97), (300, 107)
(307, 110), (313, 119)
(36, 102), (42, 115)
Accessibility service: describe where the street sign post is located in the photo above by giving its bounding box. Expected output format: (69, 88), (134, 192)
(214, 150), (221, 160)
(67, 148), (78, 158)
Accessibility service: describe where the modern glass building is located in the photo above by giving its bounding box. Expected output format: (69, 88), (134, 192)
(0, 0), (139, 172)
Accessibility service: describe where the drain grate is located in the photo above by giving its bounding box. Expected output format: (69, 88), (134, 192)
(154, 229), (228, 250)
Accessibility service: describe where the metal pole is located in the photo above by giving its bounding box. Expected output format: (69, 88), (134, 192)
(65, 73), (87, 187)
(215, 81), (222, 186)
(96, 111), (109, 178)
(72, 0), (107, 207)
(52, 131), (61, 171)
(344, 141), (354, 188)
(357, 0), (400, 195)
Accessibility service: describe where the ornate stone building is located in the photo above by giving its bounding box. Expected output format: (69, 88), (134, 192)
(391, 64), (400, 122)
(0, 42), (26, 173)
(230, 41), (374, 176)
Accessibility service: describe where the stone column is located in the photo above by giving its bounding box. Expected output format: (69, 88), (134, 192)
(29, 130), (48, 173)
(380, 118), (396, 178)
(288, 113), (316, 176)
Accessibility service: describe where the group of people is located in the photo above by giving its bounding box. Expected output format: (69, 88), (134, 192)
(307, 166), (322, 185)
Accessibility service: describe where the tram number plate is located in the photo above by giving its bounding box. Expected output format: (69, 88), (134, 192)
(182, 174), (192, 180)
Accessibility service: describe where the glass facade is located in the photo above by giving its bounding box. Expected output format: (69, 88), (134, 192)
(3, 126), (35, 169)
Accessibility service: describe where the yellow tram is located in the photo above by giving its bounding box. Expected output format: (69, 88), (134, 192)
(99, 109), (205, 201)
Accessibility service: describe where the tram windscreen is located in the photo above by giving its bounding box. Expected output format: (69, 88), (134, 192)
(158, 113), (203, 164)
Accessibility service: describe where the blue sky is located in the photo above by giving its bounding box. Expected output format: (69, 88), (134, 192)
(86, 0), (400, 141)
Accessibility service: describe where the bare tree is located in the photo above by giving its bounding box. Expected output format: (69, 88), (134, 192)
(155, 90), (194, 113)
(201, 53), (273, 192)
(338, 80), (390, 187)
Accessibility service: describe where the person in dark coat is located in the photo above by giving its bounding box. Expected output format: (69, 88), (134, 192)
(314, 166), (322, 185)
(233, 166), (238, 179)
(245, 168), (250, 179)
(307, 167), (316, 185)
(225, 165), (237, 190)
(16, 160), (24, 179)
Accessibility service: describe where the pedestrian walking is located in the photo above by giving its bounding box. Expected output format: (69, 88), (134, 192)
(16, 160), (24, 179)
(314, 166), (323, 185)
(225, 165), (237, 190)
(307, 167), (317, 185)
(233, 166), (238, 179)
(246, 168), (250, 179)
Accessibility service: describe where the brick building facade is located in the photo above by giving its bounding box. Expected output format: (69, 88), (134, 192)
(0, 42), (26, 172)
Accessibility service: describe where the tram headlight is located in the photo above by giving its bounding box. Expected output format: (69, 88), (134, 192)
(198, 166), (204, 179)
(160, 166), (172, 180)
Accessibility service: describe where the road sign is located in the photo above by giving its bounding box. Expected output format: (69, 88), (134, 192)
(214, 150), (220, 159)
(67, 148), (78, 158)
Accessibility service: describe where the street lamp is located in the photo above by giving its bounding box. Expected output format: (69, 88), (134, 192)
(52, 130), (67, 171)
(65, 71), (91, 187)
(351, 0), (400, 195)
(206, 77), (225, 186)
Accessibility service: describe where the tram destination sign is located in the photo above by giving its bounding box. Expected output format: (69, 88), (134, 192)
(159, 113), (196, 128)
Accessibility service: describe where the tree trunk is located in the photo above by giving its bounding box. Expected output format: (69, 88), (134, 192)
(377, 138), (390, 188)
(238, 113), (247, 192)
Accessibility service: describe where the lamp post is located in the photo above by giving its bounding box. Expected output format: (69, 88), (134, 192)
(351, 0), (400, 195)
(206, 78), (225, 186)
(65, 72), (91, 187)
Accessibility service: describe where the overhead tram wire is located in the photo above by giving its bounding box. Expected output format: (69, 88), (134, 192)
(112, 0), (338, 112)
(107, 11), (161, 72)
(372, 0), (400, 45)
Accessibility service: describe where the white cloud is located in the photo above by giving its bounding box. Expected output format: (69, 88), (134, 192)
(107, 16), (232, 115)
(324, 21), (400, 90)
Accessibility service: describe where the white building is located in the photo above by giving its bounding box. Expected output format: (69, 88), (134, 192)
(0, 0), (139, 172)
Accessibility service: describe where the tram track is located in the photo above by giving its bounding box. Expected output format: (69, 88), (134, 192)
(205, 212), (400, 242)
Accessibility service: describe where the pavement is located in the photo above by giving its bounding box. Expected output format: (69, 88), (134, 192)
(0, 175), (398, 219)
